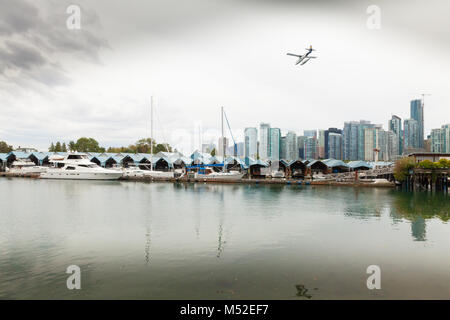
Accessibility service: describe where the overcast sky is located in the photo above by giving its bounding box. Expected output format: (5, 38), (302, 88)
(1, 0), (449, 153)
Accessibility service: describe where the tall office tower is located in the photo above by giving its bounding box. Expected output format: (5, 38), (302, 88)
(244, 127), (258, 159)
(269, 128), (281, 161)
(364, 127), (378, 162)
(403, 118), (419, 152)
(318, 130), (326, 158)
(324, 128), (342, 159)
(410, 99), (424, 148)
(389, 115), (403, 155)
(280, 136), (287, 160)
(442, 124), (450, 153)
(259, 123), (271, 160)
(297, 136), (306, 159)
(328, 132), (343, 160)
(430, 128), (445, 153)
(304, 130), (317, 139)
(343, 121), (360, 161)
(285, 131), (298, 161)
(218, 137), (228, 157)
(358, 120), (375, 160)
(386, 130), (399, 161)
(304, 136), (318, 159)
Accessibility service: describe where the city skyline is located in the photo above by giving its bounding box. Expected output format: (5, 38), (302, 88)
(1, 0), (450, 154)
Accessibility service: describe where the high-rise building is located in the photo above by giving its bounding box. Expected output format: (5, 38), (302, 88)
(442, 124), (450, 153)
(386, 130), (399, 160)
(403, 118), (419, 152)
(269, 128), (281, 161)
(328, 132), (343, 160)
(364, 127), (378, 162)
(280, 136), (287, 160)
(430, 128), (445, 153)
(297, 136), (306, 159)
(304, 136), (318, 160)
(285, 131), (298, 161)
(343, 121), (360, 161)
(218, 137), (228, 157)
(410, 99), (424, 148)
(259, 123), (270, 160)
(244, 127), (258, 159)
(389, 115), (402, 155)
(318, 130), (325, 158)
(324, 128), (342, 159)
(358, 121), (375, 161)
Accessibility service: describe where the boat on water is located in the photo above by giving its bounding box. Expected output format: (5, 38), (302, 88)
(194, 167), (244, 181)
(9, 159), (47, 174)
(40, 153), (122, 180)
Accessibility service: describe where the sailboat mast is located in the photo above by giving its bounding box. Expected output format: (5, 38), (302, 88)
(150, 96), (154, 170)
(221, 106), (226, 172)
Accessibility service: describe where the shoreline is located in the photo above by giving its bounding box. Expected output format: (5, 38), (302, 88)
(0, 172), (395, 188)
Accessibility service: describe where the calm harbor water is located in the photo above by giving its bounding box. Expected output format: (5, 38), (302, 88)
(0, 178), (449, 299)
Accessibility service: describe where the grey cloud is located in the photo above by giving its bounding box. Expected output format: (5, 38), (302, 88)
(0, 0), (109, 87)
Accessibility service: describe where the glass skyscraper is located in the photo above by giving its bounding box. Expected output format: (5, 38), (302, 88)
(269, 128), (281, 161)
(403, 118), (419, 151)
(343, 121), (360, 161)
(328, 132), (343, 160)
(285, 131), (298, 161)
(259, 123), (270, 160)
(410, 99), (424, 148)
(244, 127), (258, 159)
(388, 115), (402, 155)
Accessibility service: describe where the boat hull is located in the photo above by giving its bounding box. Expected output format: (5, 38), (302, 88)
(196, 172), (244, 181)
(40, 171), (122, 180)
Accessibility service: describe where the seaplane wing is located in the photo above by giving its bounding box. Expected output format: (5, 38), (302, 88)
(300, 58), (311, 65)
(286, 53), (302, 58)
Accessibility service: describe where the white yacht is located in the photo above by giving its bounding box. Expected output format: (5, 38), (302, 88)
(195, 168), (244, 181)
(9, 159), (47, 174)
(40, 153), (122, 180)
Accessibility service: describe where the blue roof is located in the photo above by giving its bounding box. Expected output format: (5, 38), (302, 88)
(0, 153), (11, 161)
(348, 161), (373, 169)
(322, 159), (349, 168)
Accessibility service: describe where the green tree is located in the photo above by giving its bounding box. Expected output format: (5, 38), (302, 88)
(68, 141), (76, 152)
(74, 137), (105, 153)
(49, 142), (55, 152)
(394, 157), (416, 182)
(211, 148), (216, 156)
(55, 141), (62, 152)
(0, 141), (13, 153)
(62, 143), (67, 152)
